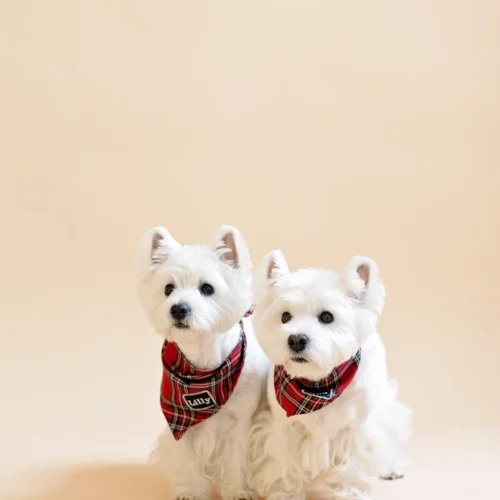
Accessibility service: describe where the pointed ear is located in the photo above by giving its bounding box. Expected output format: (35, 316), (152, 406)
(213, 225), (252, 269)
(263, 249), (289, 286)
(253, 250), (289, 305)
(136, 226), (180, 278)
(342, 256), (385, 314)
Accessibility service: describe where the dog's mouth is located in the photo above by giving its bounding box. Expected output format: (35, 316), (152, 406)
(291, 356), (309, 364)
(174, 322), (189, 330)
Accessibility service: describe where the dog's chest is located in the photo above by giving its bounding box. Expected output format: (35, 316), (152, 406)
(194, 356), (262, 434)
(267, 368), (363, 446)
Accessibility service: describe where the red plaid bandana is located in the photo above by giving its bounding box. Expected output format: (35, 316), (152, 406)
(160, 314), (251, 440)
(274, 349), (361, 417)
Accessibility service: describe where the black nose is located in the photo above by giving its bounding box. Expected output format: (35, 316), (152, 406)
(288, 334), (309, 353)
(170, 303), (191, 321)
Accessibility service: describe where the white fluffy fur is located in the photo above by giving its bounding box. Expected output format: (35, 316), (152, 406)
(249, 251), (412, 500)
(136, 226), (268, 500)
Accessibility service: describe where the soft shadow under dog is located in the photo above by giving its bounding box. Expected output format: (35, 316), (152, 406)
(2, 463), (172, 500)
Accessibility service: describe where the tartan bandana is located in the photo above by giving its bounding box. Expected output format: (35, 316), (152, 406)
(274, 349), (361, 417)
(160, 313), (251, 440)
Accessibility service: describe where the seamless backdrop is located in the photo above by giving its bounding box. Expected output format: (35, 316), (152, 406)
(0, 1), (499, 499)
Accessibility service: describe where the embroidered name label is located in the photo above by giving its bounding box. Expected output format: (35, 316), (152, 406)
(303, 389), (336, 400)
(182, 391), (217, 411)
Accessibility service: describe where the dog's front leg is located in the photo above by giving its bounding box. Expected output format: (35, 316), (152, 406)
(249, 456), (307, 500)
(149, 428), (212, 500)
(218, 417), (256, 500)
(322, 465), (371, 500)
(324, 476), (371, 500)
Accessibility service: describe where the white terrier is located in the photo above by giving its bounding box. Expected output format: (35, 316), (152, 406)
(136, 225), (267, 500)
(249, 251), (412, 500)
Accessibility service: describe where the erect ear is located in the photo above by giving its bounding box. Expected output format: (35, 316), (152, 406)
(213, 225), (252, 269)
(342, 256), (386, 314)
(136, 226), (181, 278)
(252, 249), (289, 305)
(263, 249), (289, 286)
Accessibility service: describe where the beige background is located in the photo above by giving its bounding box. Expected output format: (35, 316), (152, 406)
(1, 1), (499, 498)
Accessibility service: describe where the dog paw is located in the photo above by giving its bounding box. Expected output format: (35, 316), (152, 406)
(174, 486), (211, 500)
(333, 494), (369, 500)
(226, 492), (257, 500)
(379, 470), (405, 481)
(329, 488), (370, 500)
(175, 492), (209, 500)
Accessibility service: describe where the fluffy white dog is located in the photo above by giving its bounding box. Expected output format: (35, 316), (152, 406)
(136, 225), (267, 500)
(249, 251), (412, 500)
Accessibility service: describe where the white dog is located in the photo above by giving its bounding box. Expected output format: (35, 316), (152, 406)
(136, 225), (267, 500)
(249, 251), (412, 500)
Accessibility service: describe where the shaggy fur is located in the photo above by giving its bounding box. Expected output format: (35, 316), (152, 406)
(249, 251), (412, 500)
(136, 226), (267, 500)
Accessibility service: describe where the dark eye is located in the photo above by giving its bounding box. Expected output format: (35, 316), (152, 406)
(281, 312), (292, 324)
(318, 311), (334, 324)
(200, 283), (214, 296)
(164, 284), (175, 297)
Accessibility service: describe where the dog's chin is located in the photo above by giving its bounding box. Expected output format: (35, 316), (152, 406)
(284, 357), (334, 381)
(169, 322), (220, 338)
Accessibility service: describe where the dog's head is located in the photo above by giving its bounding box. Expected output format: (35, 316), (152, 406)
(253, 251), (385, 380)
(136, 225), (252, 344)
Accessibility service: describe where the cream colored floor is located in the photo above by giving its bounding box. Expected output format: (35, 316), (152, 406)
(2, 431), (499, 499)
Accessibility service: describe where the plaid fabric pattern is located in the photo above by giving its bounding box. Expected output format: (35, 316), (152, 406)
(274, 349), (361, 417)
(160, 313), (251, 441)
